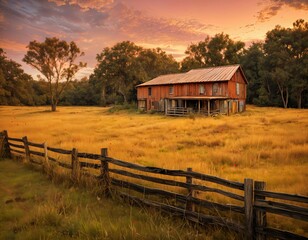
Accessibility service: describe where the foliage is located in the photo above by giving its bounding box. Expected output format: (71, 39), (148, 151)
(90, 41), (179, 105)
(0, 49), (36, 105)
(23, 37), (86, 111)
(263, 19), (308, 108)
(181, 33), (245, 71)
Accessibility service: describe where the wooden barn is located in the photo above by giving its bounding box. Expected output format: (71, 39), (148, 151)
(136, 64), (248, 116)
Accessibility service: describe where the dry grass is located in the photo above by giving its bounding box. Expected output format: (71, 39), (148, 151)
(1, 105), (307, 194)
(1, 105), (307, 235)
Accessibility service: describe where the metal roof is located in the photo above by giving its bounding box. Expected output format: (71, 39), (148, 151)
(137, 65), (246, 87)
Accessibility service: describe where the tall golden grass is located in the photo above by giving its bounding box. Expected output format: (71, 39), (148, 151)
(1, 105), (307, 195)
(1, 105), (307, 236)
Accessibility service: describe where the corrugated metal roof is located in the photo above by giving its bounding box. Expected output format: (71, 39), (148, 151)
(137, 64), (243, 87)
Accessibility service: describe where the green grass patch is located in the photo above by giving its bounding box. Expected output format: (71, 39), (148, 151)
(0, 159), (232, 240)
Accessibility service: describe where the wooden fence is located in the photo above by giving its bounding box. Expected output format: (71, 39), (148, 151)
(0, 130), (307, 240)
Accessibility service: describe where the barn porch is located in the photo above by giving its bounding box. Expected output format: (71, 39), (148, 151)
(165, 96), (231, 116)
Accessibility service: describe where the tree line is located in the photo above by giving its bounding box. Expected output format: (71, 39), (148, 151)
(0, 19), (307, 110)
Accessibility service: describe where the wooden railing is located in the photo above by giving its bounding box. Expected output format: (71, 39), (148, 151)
(0, 130), (307, 240)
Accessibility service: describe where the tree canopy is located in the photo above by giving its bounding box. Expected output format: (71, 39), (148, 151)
(23, 37), (86, 111)
(181, 33), (245, 71)
(89, 41), (179, 105)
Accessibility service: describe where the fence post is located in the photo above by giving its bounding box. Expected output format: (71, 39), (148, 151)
(43, 142), (50, 172)
(71, 148), (80, 183)
(22, 136), (30, 163)
(244, 178), (254, 240)
(100, 148), (110, 197)
(2, 130), (11, 159)
(186, 167), (195, 212)
(254, 181), (267, 240)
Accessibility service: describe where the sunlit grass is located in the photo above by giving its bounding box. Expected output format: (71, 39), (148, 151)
(1, 105), (307, 236)
(1, 159), (226, 240)
(1, 105), (306, 194)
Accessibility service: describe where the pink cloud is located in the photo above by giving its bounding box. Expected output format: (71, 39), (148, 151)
(257, 0), (308, 22)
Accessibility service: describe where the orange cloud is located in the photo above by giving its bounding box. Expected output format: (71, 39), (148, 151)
(257, 0), (308, 22)
(0, 39), (26, 52)
(48, 0), (114, 11)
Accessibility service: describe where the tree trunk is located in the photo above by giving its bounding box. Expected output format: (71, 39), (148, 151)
(100, 83), (107, 107)
(277, 82), (288, 108)
(118, 89), (127, 104)
(297, 89), (303, 109)
(51, 103), (57, 111)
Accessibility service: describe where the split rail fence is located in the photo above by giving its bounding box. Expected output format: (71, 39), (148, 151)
(0, 130), (307, 240)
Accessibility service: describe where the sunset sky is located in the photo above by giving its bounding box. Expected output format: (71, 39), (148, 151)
(0, 0), (307, 79)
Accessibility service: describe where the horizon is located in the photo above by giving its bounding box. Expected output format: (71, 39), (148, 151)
(0, 0), (307, 80)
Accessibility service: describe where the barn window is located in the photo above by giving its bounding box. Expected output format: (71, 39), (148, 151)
(212, 83), (219, 95)
(169, 85), (174, 94)
(148, 87), (152, 96)
(199, 84), (205, 95)
(236, 83), (240, 95)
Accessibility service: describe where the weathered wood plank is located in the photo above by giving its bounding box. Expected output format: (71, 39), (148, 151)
(100, 148), (110, 196)
(118, 191), (245, 233)
(10, 148), (25, 154)
(111, 178), (244, 213)
(255, 227), (308, 240)
(22, 136), (30, 163)
(47, 146), (72, 155)
(80, 161), (100, 169)
(256, 199), (308, 214)
(189, 171), (244, 190)
(254, 181), (267, 240)
(71, 148), (80, 182)
(9, 142), (25, 149)
(29, 150), (45, 157)
(113, 169), (243, 201)
(77, 152), (101, 159)
(27, 141), (44, 148)
(107, 157), (244, 190)
(255, 190), (308, 203)
(58, 161), (72, 169)
(254, 202), (308, 221)
(109, 168), (244, 201)
(7, 137), (23, 142)
(244, 178), (253, 240)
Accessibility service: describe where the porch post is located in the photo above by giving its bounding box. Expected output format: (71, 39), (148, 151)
(184, 100), (187, 108)
(207, 100), (210, 116)
(198, 100), (200, 113)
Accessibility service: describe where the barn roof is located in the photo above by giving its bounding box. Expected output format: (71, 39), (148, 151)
(137, 64), (247, 87)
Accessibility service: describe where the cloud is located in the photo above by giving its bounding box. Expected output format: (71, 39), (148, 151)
(0, 39), (26, 52)
(48, 0), (114, 11)
(257, 0), (308, 22)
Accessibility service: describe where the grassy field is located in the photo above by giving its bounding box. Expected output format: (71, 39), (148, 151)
(1, 105), (307, 194)
(0, 105), (307, 236)
(1, 159), (229, 240)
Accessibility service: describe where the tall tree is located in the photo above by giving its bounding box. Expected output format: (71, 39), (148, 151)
(91, 41), (179, 105)
(0, 48), (35, 105)
(181, 33), (245, 71)
(240, 43), (267, 105)
(23, 37), (86, 111)
(263, 19), (308, 108)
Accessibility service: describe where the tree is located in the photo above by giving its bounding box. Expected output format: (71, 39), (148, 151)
(23, 37), (86, 111)
(240, 43), (267, 105)
(0, 48), (35, 105)
(91, 41), (179, 105)
(181, 33), (245, 71)
(263, 19), (308, 108)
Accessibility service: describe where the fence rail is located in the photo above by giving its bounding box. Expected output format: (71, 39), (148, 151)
(0, 130), (307, 240)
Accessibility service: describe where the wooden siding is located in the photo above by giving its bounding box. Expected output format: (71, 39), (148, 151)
(137, 68), (247, 111)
